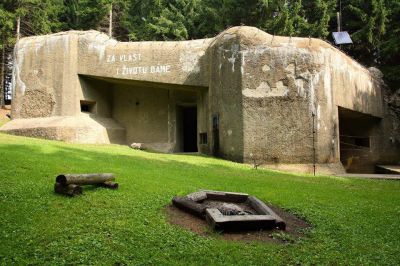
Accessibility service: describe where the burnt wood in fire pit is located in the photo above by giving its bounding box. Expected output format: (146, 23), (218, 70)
(172, 190), (286, 231)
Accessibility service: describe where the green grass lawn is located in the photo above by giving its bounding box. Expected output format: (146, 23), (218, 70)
(0, 133), (399, 265)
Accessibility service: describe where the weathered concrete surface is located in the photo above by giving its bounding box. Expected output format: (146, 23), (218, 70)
(0, 114), (125, 144)
(1, 26), (399, 172)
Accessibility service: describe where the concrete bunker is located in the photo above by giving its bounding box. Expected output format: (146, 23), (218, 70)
(1, 26), (399, 174)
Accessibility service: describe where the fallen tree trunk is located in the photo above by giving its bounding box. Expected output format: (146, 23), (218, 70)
(54, 183), (82, 196)
(56, 173), (115, 185)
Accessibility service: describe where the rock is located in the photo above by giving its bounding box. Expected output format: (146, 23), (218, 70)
(388, 89), (400, 109)
(368, 67), (384, 79)
(130, 143), (144, 150)
(186, 191), (207, 201)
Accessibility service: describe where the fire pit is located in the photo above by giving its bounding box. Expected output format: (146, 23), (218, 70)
(172, 190), (286, 231)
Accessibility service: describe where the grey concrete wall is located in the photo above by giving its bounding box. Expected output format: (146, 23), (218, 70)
(113, 84), (169, 145)
(77, 31), (211, 87)
(216, 27), (400, 169)
(240, 40), (315, 164)
(11, 32), (80, 118)
(208, 34), (244, 162)
(79, 77), (113, 117)
(111, 82), (199, 152)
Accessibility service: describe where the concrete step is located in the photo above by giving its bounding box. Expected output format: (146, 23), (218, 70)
(376, 165), (400, 175)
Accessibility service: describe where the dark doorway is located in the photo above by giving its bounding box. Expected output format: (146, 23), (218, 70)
(338, 107), (380, 173)
(212, 114), (220, 156)
(182, 106), (198, 152)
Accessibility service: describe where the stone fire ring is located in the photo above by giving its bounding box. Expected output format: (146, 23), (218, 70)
(172, 190), (286, 231)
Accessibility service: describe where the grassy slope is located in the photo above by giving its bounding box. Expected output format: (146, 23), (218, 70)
(0, 133), (399, 265)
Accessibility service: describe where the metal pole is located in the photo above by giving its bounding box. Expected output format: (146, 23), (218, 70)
(339, 0), (342, 31)
(16, 17), (20, 42)
(336, 12), (341, 32)
(312, 112), (316, 176)
(0, 42), (5, 108)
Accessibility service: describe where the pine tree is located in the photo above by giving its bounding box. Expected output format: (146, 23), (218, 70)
(0, 7), (14, 107)
(380, 0), (400, 90)
(342, 0), (388, 65)
(263, 0), (310, 36)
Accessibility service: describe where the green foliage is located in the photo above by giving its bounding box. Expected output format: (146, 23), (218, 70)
(304, 0), (337, 38)
(0, 7), (14, 48)
(0, 0), (64, 46)
(60, 0), (112, 31)
(264, 0), (309, 36)
(270, 231), (295, 243)
(1, 133), (400, 264)
(342, 0), (389, 65)
(121, 0), (201, 41)
(380, 0), (400, 89)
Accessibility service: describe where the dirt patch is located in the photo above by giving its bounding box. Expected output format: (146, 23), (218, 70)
(165, 204), (311, 244)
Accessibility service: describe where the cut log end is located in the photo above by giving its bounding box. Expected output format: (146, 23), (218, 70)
(99, 181), (119, 189)
(54, 182), (82, 197)
(55, 175), (67, 185)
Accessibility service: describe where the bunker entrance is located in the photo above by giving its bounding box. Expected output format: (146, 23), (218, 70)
(338, 107), (380, 173)
(178, 106), (198, 152)
(79, 75), (202, 152)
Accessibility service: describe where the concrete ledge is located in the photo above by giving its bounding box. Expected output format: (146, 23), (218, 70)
(336, 173), (400, 180)
(205, 208), (277, 231)
(172, 196), (206, 218)
(247, 196), (286, 230)
(0, 115), (126, 144)
(202, 190), (249, 203)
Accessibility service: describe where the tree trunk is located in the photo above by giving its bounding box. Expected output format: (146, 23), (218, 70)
(0, 43), (5, 109)
(56, 173), (115, 185)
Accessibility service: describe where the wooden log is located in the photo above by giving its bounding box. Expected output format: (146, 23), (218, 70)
(54, 182), (82, 196)
(56, 173), (115, 185)
(98, 181), (119, 189)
